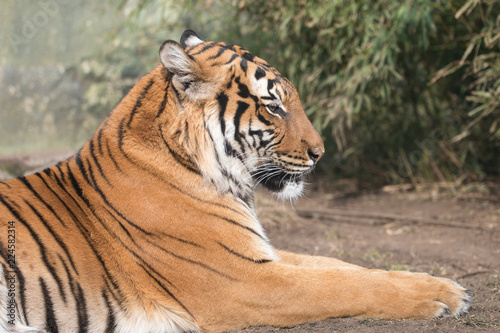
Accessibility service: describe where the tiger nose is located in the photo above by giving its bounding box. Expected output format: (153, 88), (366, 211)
(307, 147), (325, 163)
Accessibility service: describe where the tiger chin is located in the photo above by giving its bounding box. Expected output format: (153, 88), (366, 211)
(0, 30), (470, 333)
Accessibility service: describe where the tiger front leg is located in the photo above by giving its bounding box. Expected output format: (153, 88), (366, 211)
(195, 261), (471, 332)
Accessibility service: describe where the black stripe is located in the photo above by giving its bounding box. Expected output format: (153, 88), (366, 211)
(59, 257), (90, 333)
(53, 164), (69, 187)
(105, 139), (123, 173)
(117, 118), (128, 158)
(257, 111), (272, 126)
(0, 181), (11, 188)
(171, 83), (184, 106)
(49, 165), (77, 199)
(58, 254), (74, 291)
(206, 126), (251, 194)
(264, 131), (285, 153)
(74, 151), (96, 190)
(240, 58), (248, 74)
(224, 53), (239, 65)
(102, 278), (125, 314)
(267, 79), (277, 100)
(74, 152), (153, 237)
(105, 131), (248, 218)
(96, 128), (105, 156)
(221, 42), (236, 51)
(0, 231), (29, 325)
(254, 66), (266, 80)
(76, 152), (174, 250)
(23, 177), (80, 274)
(116, 116), (146, 178)
(190, 42), (216, 56)
(217, 92), (229, 136)
(0, 194), (68, 305)
(224, 140), (237, 157)
(96, 117), (109, 156)
(102, 289), (116, 332)
(46, 166), (126, 309)
(218, 242), (272, 264)
(21, 200), (68, 303)
(89, 139), (112, 186)
(242, 51), (256, 62)
(136, 261), (194, 319)
(233, 101), (250, 154)
(236, 77), (258, 102)
(208, 46), (227, 60)
(61, 165), (202, 318)
(145, 238), (235, 280)
(227, 71), (235, 89)
(102, 206), (133, 240)
(53, 165), (125, 300)
(83, 154), (102, 194)
(248, 127), (266, 148)
(65, 163), (135, 244)
(155, 79), (171, 119)
(207, 212), (265, 240)
(183, 121), (190, 147)
(127, 78), (155, 128)
(159, 125), (200, 174)
(157, 232), (202, 248)
(18, 176), (68, 228)
(75, 283), (90, 333)
(0, 192), (19, 210)
(58, 254), (88, 333)
(40, 277), (59, 333)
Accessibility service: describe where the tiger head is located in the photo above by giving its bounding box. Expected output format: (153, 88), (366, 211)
(158, 30), (324, 201)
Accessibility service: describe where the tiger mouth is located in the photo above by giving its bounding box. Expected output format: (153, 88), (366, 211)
(255, 171), (304, 193)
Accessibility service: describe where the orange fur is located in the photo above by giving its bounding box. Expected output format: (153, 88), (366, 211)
(0, 31), (469, 333)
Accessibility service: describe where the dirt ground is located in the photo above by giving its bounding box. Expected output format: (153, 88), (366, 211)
(1, 152), (499, 332)
(230, 181), (500, 333)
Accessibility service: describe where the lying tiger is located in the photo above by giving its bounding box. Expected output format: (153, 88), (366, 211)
(0, 30), (471, 333)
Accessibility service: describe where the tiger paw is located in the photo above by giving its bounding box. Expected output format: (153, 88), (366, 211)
(367, 271), (472, 319)
(432, 280), (472, 318)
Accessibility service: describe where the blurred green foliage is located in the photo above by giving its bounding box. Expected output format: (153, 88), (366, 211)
(228, 0), (500, 186)
(116, 0), (500, 185)
(1, 0), (499, 186)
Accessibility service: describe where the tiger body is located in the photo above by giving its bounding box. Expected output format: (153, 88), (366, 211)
(0, 31), (470, 333)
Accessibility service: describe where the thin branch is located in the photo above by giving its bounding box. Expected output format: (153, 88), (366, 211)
(296, 207), (485, 230)
(457, 270), (491, 279)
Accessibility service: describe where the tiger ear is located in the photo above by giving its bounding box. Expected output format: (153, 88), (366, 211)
(159, 40), (207, 99)
(159, 40), (198, 83)
(180, 30), (204, 48)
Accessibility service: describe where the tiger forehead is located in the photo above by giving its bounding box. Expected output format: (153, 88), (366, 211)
(185, 41), (295, 99)
(185, 41), (270, 67)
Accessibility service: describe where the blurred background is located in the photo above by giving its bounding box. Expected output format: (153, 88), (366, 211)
(0, 0), (499, 188)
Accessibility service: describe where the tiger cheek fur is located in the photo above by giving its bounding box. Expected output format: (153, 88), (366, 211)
(0, 30), (470, 333)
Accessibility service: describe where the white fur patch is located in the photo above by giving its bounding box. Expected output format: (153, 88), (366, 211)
(183, 35), (204, 48)
(114, 305), (199, 333)
(202, 104), (254, 199)
(250, 75), (286, 112)
(275, 181), (304, 201)
(0, 265), (41, 332)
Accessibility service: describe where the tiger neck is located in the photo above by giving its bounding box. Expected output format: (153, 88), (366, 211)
(98, 65), (255, 207)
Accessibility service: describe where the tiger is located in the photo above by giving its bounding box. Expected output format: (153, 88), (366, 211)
(0, 30), (471, 333)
